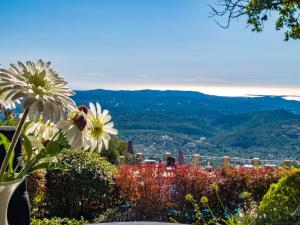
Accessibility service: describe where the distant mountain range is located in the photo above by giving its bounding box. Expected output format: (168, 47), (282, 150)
(72, 89), (300, 160)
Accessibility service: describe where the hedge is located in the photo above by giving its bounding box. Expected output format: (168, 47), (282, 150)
(116, 164), (291, 223)
(44, 150), (118, 219)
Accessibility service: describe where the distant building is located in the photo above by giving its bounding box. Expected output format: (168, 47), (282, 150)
(195, 137), (207, 144)
(178, 150), (184, 165)
(127, 139), (134, 154)
(185, 142), (196, 149)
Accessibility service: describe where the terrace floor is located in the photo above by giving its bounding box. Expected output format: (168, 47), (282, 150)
(93, 222), (189, 225)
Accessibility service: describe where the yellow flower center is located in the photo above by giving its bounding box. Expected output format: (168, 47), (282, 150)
(70, 111), (79, 120)
(91, 120), (103, 136)
(24, 70), (51, 95)
(29, 72), (47, 87)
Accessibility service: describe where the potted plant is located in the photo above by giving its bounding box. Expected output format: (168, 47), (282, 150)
(0, 60), (117, 225)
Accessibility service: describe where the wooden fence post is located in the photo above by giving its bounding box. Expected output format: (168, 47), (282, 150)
(118, 155), (125, 165)
(284, 159), (290, 168)
(164, 152), (172, 160)
(193, 154), (200, 167)
(223, 156), (230, 169)
(252, 158), (260, 167)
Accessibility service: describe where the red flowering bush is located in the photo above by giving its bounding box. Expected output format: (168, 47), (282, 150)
(171, 166), (247, 218)
(115, 164), (175, 219)
(242, 166), (291, 201)
(115, 164), (291, 222)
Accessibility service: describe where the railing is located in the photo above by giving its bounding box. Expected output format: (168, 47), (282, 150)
(118, 152), (300, 168)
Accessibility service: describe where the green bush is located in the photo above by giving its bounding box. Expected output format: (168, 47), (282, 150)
(255, 171), (300, 225)
(31, 217), (88, 225)
(45, 150), (118, 219)
(0, 118), (19, 126)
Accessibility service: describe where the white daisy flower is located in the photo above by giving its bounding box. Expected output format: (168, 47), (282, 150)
(58, 105), (89, 150)
(0, 60), (75, 123)
(26, 119), (59, 142)
(25, 119), (59, 155)
(86, 102), (118, 153)
(0, 93), (20, 111)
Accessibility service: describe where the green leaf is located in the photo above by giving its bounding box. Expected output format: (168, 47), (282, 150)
(22, 135), (33, 160)
(0, 133), (14, 174)
(44, 140), (61, 157)
(28, 161), (67, 173)
(0, 133), (10, 150)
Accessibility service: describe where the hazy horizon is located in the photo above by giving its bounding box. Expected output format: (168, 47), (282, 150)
(73, 85), (300, 101)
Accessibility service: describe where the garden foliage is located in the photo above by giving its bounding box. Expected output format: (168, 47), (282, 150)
(255, 171), (300, 225)
(27, 159), (297, 223)
(44, 150), (118, 219)
(31, 217), (88, 225)
(116, 164), (174, 220)
(116, 164), (291, 222)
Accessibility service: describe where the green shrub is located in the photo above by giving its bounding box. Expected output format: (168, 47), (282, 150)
(255, 171), (300, 225)
(0, 114), (19, 126)
(45, 150), (118, 219)
(31, 217), (88, 225)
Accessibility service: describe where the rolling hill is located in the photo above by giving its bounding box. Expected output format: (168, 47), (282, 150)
(72, 89), (300, 160)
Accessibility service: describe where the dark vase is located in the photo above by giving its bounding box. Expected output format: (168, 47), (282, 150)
(0, 126), (30, 225)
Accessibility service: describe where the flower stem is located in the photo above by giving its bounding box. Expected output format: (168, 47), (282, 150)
(51, 129), (62, 141)
(13, 156), (24, 172)
(216, 191), (226, 212)
(0, 108), (29, 182)
(205, 203), (216, 219)
(192, 200), (206, 224)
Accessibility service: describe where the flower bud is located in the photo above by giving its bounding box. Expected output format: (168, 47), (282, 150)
(210, 183), (219, 191)
(78, 105), (88, 114)
(42, 140), (50, 147)
(200, 196), (208, 204)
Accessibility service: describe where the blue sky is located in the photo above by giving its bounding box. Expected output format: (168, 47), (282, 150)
(0, 0), (299, 96)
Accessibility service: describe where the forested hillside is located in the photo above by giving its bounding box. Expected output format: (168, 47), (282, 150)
(72, 89), (300, 160)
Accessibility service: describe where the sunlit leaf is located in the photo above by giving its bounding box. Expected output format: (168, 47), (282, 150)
(0, 133), (14, 173)
(22, 134), (33, 160)
(44, 140), (61, 157)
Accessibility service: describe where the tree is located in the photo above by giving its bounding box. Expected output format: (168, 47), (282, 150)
(100, 138), (128, 164)
(210, 0), (300, 41)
